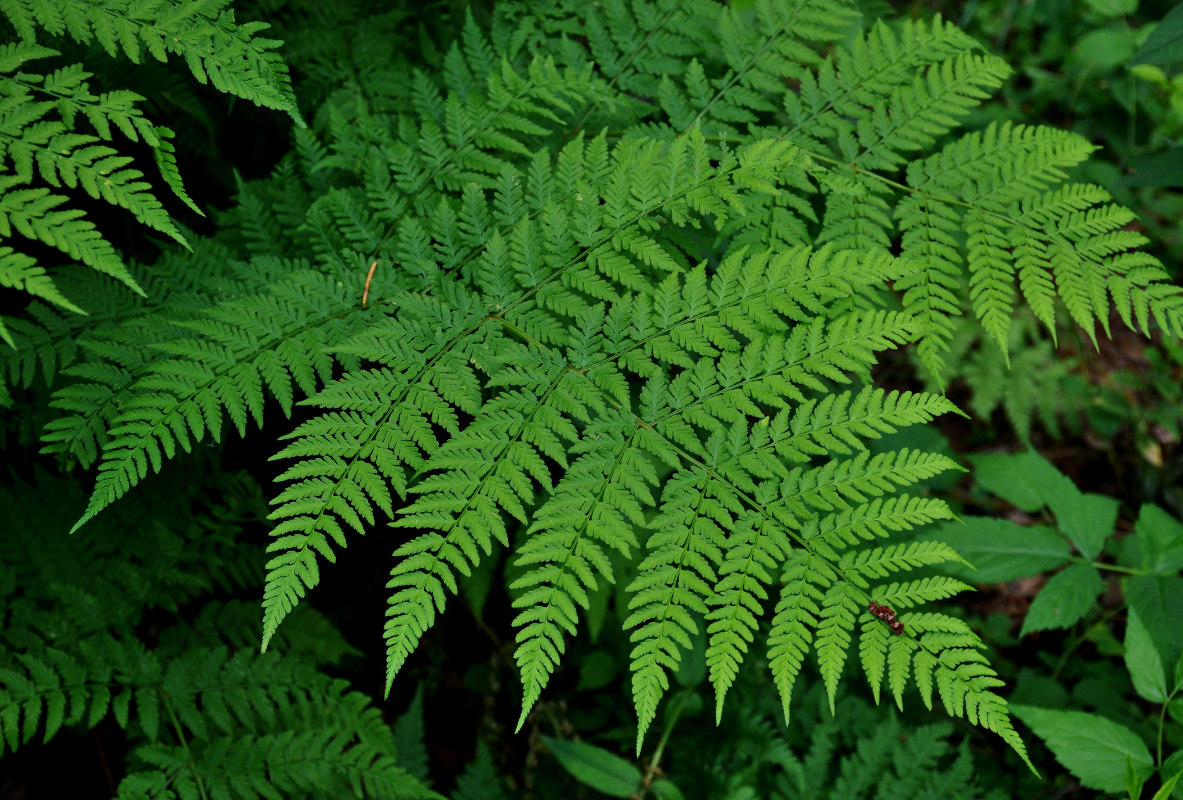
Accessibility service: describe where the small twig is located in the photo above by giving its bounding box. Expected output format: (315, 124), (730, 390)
(362, 259), (378, 307)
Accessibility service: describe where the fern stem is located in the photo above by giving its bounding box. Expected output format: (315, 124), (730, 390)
(161, 690), (210, 800)
(633, 688), (691, 800)
(680, 3), (808, 136)
(570, 3), (683, 135)
(803, 151), (1022, 225)
(573, 363), (878, 613)
(501, 171), (733, 317)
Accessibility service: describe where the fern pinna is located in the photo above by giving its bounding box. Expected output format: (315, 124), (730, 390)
(0, 0), (297, 352)
(25, 0), (1183, 767)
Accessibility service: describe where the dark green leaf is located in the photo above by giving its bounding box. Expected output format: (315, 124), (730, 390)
(1020, 564), (1103, 637)
(1076, 29), (1136, 69)
(1127, 575), (1183, 670)
(1084, 0), (1138, 17)
(651, 779), (686, 800)
(1152, 766), (1182, 800)
(576, 652), (618, 692)
(1115, 149), (1183, 189)
(542, 736), (642, 798)
(968, 452), (1048, 511)
(1049, 492), (1118, 561)
(926, 518), (1071, 582)
(1134, 503), (1183, 573)
(1125, 606), (1168, 703)
(1132, 4), (1183, 64)
(1010, 705), (1153, 793)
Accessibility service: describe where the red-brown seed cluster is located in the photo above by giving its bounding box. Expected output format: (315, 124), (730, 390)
(869, 601), (905, 635)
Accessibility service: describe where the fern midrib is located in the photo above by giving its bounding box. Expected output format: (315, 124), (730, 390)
(266, 313), (482, 559)
(817, 501), (945, 557)
(784, 22), (968, 141)
(385, 366), (568, 691)
(364, 65), (586, 267)
(514, 424), (641, 726)
(565, 357), (919, 621)
(102, 297), (362, 453)
(631, 469), (718, 715)
(680, 1), (807, 135)
(647, 322), (907, 430)
(60, 0), (289, 109)
(4, 73), (151, 137)
(502, 168), (735, 317)
(693, 132), (1029, 230)
(0, 127), (173, 234)
(909, 127), (1053, 195)
(706, 514), (778, 715)
(161, 689), (211, 800)
(569, 2), (684, 134)
(71, 290), (368, 530)
(268, 167), (709, 589)
(576, 272), (848, 376)
(849, 62), (991, 170)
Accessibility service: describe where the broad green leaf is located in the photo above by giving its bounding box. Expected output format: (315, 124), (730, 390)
(1162, 752), (1183, 799)
(1010, 705), (1153, 793)
(969, 452), (1117, 557)
(576, 652), (618, 692)
(1176, 651), (1183, 693)
(1125, 607), (1168, 703)
(1134, 503), (1183, 574)
(1115, 149), (1183, 189)
(1132, 4), (1183, 64)
(1126, 756), (1146, 800)
(1049, 492), (1118, 561)
(1083, 0), (1137, 18)
(979, 451), (1117, 558)
(652, 780), (686, 800)
(1076, 29), (1136, 70)
(927, 518), (1071, 583)
(1020, 564), (1103, 637)
(1127, 575), (1183, 670)
(543, 736), (642, 798)
(968, 452), (1047, 511)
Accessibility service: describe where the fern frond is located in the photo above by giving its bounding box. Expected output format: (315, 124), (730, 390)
(0, 178), (140, 292)
(511, 411), (651, 730)
(3, 0), (299, 120)
(262, 130), (784, 656)
(71, 263), (371, 531)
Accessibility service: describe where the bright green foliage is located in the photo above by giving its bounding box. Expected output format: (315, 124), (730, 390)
(10, 0), (1183, 770)
(0, 0), (296, 348)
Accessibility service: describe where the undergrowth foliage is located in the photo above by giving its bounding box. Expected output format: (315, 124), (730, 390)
(0, 470), (435, 799)
(0, 0), (297, 353)
(8, 0), (1183, 772)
